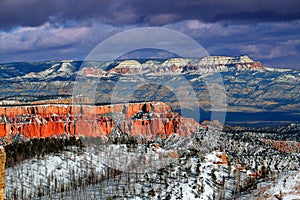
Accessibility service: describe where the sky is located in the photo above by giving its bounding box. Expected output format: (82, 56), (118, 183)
(0, 0), (300, 69)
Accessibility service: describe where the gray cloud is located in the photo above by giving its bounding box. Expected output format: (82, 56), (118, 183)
(0, 1), (299, 69)
(168, 20), (300, 69)
(0, 22), (133, 62)
(1, 19), (299, 69)
(1, 0), (300, 30)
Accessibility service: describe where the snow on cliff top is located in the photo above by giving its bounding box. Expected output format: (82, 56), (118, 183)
(115, 60), (142, 68)
(199, 55), (254, 66)
(162, 58), (188, 67)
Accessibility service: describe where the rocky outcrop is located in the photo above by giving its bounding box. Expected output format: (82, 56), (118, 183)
(261, 139), (300, 153)
(80, 55), (264, 76)
(110, 60), (142, 74)
(197, 55), (264, 72)
(0, 102), (199, 141)
(0, 147), (5, 200)
(103, 55), (264, 76)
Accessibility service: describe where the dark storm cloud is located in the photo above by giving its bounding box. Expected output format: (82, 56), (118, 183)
(1, 0), (300, 29)
(1, 0), (300, 69)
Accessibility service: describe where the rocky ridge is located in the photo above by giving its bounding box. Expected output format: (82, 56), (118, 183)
(0, 102), (199, 143)
(0, 147), (4, 200)
(0, 55), (299, 123)
(81, 55), (264, 76)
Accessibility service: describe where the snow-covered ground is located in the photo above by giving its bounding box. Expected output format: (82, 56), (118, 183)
(5, 143), (182, 199)
(5, 125), (300, 199)
(5, 146), (240, 199)
(6, 146), (106, 199)
(240, 170), (300, 200)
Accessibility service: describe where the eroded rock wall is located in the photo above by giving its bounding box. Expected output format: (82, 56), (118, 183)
(0, 102), (198, 139)
(0, 147), (5, 200)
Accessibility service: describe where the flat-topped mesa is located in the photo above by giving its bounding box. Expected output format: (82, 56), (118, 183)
(197, 55), (264, 71)
(199, 55), (254, 65)
(0, 102), (199, 140)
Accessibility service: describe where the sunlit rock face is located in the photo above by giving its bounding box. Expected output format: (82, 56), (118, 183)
(0, 147), (5, 200)
(0, 102), (199, 140)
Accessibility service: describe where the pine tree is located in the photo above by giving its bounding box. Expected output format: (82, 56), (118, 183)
(148, 188), (156, 197)
(140, 187), (145, 198)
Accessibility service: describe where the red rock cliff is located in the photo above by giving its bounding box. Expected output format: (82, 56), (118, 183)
(0, 102), (199, 140)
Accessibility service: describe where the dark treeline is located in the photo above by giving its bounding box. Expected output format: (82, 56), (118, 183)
(5, 136), (83, 168)
(4, 131), (156, 169)
(223, 123), (300, 134)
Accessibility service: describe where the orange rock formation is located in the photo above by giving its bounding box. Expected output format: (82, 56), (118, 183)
(261, 139), (300, 153)
(0, 147), (5, 200)
(0, 102), (199, 140)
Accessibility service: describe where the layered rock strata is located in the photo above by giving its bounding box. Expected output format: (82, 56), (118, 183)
(0, 102), (199, 139)
(0, 147), (5, 200)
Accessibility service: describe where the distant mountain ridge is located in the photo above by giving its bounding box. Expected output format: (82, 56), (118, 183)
(72, 55), (286, 77)
(0, 55), (294, 80)
(0, 55), (299, 126)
